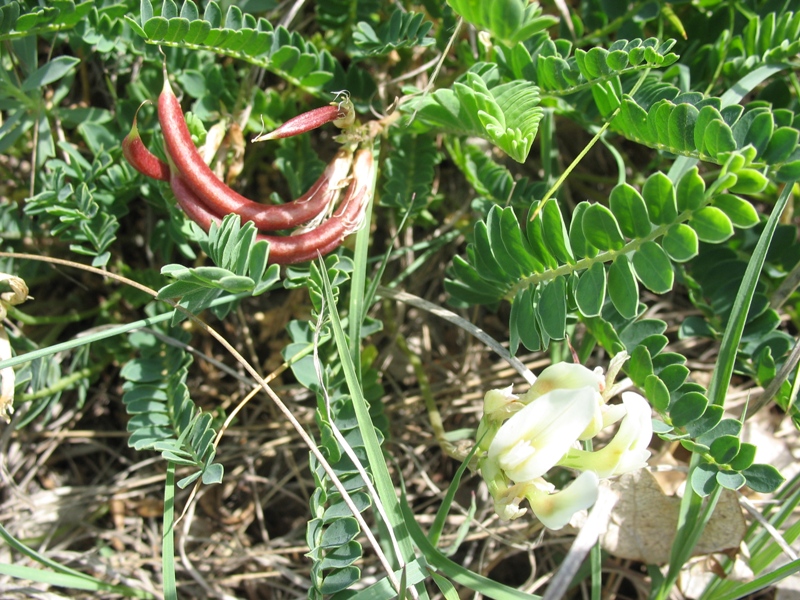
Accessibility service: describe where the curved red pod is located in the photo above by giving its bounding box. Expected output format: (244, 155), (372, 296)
(158, 73), (351, 231)
(122, 117), (170, 181)
(251, 97), (353, 142)
(169, 148), (374, 265)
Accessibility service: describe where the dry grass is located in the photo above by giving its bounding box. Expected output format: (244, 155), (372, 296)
(3, 246), (791, 600)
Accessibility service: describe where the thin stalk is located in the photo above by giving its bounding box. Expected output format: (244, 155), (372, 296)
(575, 2), (649, 44)
(531, 69), (651, 221)
(393, 332), (456, 457)
(18, 359), (110, 402)
(162, 462), (177, 600)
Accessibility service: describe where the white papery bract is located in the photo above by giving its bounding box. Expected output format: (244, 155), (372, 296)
(474, 354), (653, 529)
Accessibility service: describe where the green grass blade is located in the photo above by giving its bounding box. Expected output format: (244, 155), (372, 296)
(427, 439), (480, 548)
(400, 494), (541, 600)
(348, 144), (379, 374)
(318, 261), (420, 579)
(162, 462), (177, 600)
(707, 181), (794, 406)
(712, 559), (800, 600)
(0, 563), (148, 595)
(0, 292), (250, 371)
(0, 525), (151, 597)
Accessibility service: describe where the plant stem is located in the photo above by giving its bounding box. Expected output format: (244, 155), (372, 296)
(162, 462), (177, 600)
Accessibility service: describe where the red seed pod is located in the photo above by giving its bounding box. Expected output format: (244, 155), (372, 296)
(158, 73), (351, 231)
(251, 94), (355, 143)
(122, 111), (170, 181)
(169, 149), (374, 265)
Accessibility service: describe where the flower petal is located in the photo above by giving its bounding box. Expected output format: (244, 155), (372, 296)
(558, 392), (652, 477)
(522, 362), (604, 404)
(527, 470), (600, 530)
(488, 387), (597, 483)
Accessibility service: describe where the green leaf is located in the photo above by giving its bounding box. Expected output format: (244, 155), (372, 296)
(201, 462), (224, 484)
(542, 200), (574, 263)
(691, 463), (719, 497)
(629, 345), (653, 386)
(645, 374), (670, 412)
(575, 262), (606, 317)
(676, 167), (706, 211)
(716, 471), (746, 491)
(484, 207), (527, 279)
(670, 391), (708, 427)
(412, 71), (542, 162)
(538, 275), (567, 340)
(632, 241), (674, 293)
(697, 418), (742, 446)
(582, 204), (626, 251)
(319, 517), (360, 549)
(662, 223), (698, 262)
(728, 168), (769, 194)
(569, 202), (597, 259)
(742, 463), (785, 493)
(689, 206), (734, 243)
(763, 127), (799, 164)
(730, 443), (757, 470)
(712, 194), (759, 228)
(607, 255), (639, 319)
(668, 102), (699, 153)
(643, 172), (677, 225)
(703, 119), (737, 158)
(21, 56), (80, 92)
(709, 435), (740, 464)
(472, 220), (515, 283)
(353, 10), (434, 56)
(684, 404), (723, 438)
(320, 566), (361, 594)
(659, 364), (689, 390)
(510, 285), (542, 352)
(497, 207), (542, 275)
(609, 184), (651, 238)
(446, 0), (558, 46)
(619, 319), (667, 351)
(143, 15), (168, 38)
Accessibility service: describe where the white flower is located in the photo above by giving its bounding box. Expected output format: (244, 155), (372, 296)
(486, 387), (597, 483)
(558, 392), (653, 478)
(521, 362), (604, 404)
(524, 470), (600, 530)
(0, 274), (29, 424)
(475, 357), (651, 530)
(521, 362), (608, 440)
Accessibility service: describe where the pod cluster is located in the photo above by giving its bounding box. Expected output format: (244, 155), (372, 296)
(122, 71), (372, 265)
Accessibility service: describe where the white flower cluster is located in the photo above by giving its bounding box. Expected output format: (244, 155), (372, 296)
(476, 354), (652, 529)
(0, 273), (30, 424)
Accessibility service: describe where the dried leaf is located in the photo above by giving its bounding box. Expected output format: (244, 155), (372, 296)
(601, 470), (746, 564)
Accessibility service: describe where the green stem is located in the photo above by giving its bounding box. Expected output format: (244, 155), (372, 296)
(535, 69), (651, 213)
(393, 332), (454, 456)
(703, 3), (735, 96)
(7, 291), (120, 326)
(162, 462), (177, 600)
(575, 2), (649, 45)
(18, 360), (111, 402)
(655, 456), (722, 600)
(0, 292), (251, 372)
